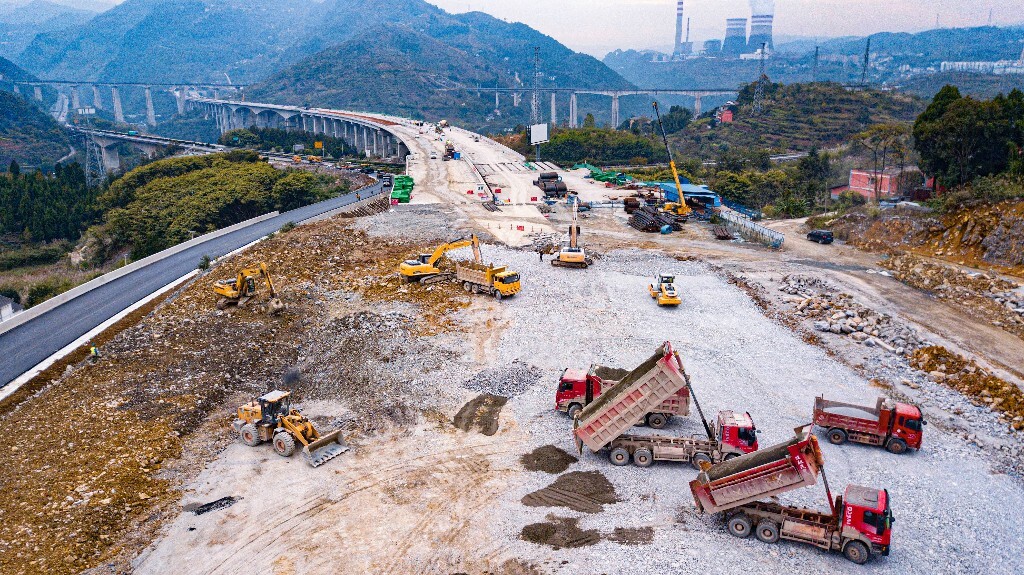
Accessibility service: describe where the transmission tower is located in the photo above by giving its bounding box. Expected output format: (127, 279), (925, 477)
(752, 42), (768, 116)
(83, 133), (104, 188)
(812, 45), (819, 83)
(530, 46), (541, 126)
(860, 37), (871, 86)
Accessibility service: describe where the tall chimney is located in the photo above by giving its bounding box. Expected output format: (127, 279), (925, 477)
(673, 1), (684, 56)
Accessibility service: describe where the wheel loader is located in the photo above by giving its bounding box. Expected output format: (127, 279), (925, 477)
(649, 274), (682, 306)
(232, 390), (349, 467)
(212, 262), (284, 313)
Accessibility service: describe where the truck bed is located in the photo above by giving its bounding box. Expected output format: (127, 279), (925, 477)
(574, 342), (688, 453)
(812, 396), (887, 435)
(689, 426), (823, 514)
(589, 364), (689, 417)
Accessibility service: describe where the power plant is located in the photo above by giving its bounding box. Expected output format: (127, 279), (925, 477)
(722, 18), (748, 55)
(672, 1), (693, 57)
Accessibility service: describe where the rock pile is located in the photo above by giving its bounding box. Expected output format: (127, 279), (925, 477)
(779, 275), (925, 355)
(463, 360), (543, 397)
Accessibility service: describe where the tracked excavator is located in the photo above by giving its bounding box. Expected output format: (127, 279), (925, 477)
(233, 390), (349, 467)
(212, 262), (284, 313)
(399, 236), (476, 283)
(652, 101), (692, 222)
(552, 201), (592, 269)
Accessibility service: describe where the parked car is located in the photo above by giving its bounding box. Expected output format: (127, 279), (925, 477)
(429, 152), (438, 159)
(807, 230), (834, 244)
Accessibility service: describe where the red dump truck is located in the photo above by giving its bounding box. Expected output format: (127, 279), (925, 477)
(555, 364), (690, 428)
(689, 426), (894, 565)
(812, 396), (924, 454)
(572, 342), (758, 468)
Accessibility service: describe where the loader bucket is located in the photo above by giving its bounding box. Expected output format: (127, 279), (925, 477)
(302, 430), (350, 467)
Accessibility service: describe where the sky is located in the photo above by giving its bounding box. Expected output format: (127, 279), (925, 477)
(427, 0), (1024, 56)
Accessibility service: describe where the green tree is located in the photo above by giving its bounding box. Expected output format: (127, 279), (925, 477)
(583, 113), (596, 128)
(853, 123), (909, 202)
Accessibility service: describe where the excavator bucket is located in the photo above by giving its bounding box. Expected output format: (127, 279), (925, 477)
(302, 429), (350, 467)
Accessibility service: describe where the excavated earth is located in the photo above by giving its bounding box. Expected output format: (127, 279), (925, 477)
(4, 200), (1024, 575)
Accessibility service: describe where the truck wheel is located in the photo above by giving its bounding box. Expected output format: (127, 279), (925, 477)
(843, 541), (870, 565)
(273, 432), (296, 457)
(886, 438), (908, 454)
(691, 453), (713, 470)
(646, 413), (668, 429)
(633, 448), (653, 468)
(494, 291), (503, 301)
(463, 282), (472, 292)
(755, 520), (780, 544)
(827, 428), (848, 445)
(609, 447), (630, 466)
(724, 453), (741, 461)
(727, 515), (752, 538)
(471, 284), (480, 294)
(239, 423), (261, 446)
(566, 403), (583, 419)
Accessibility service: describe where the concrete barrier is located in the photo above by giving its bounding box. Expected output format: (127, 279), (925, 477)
(0, 211), (279, 336)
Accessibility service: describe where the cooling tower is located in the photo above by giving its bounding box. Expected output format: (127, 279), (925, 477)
(748, 14), (774, 50)
(723, 18), (748, 55)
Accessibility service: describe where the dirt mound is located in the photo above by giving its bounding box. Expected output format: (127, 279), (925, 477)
(520, 445), (578, 474)
(521, 470), (619, 513)
(521, 516), (601, 549)
(911, 346), (1024, 430)
(453, 394), (508, 436)
(606, 526), (655, 545)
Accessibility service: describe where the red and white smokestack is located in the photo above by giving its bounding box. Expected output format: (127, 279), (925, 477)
(674, 1), (685, 55)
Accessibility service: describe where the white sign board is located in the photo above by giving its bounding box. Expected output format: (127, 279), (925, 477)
(530, 123), (549, 145)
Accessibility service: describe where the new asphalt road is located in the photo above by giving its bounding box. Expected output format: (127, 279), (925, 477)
(0, 181), (386, 389)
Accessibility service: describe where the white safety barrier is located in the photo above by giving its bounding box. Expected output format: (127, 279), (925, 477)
(719, 210), (785, 248)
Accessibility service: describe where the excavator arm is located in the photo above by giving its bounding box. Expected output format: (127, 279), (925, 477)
(470, 235), (482, 264)
(259, 262), (278, 297)
(427, 238), (473, 267)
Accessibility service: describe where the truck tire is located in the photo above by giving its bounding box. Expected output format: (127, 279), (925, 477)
(463, 282), (472, 292)
(827, 428), (848, 445)
(886, 438), (908, 454)
(495, 291), (503, 301)
(691, 453), (713, 470)
(755, 520), (780, 544)
(633, 448), (653, 467)
(239, 423), (261, 446)
(566, 403), (583, 419)
(727, 515), (752, 538)
(724, 453), (741, 461)
(471, 284), (480, 294)
(646, 413), (668, 429)
(273, 432), (296, 457)
(843, 541), (870, 565)
(609, 447), (630, 466)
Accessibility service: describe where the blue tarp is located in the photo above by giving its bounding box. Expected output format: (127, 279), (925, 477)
(654, 182), (722, 207)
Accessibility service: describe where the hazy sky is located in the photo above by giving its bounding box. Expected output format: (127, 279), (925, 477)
(428, 0), (1024, 56)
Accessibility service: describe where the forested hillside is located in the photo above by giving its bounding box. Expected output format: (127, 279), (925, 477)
(0, 90), (71, 168)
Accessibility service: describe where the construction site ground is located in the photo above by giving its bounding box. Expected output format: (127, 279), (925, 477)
(3, 130), (1024, 575)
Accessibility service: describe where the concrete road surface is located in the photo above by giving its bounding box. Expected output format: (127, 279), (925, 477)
(0, 182), (385, 389)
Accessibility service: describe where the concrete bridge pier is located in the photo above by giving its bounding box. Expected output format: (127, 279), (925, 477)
(611, 94), (620, 128)
(693, 95), (703, 117)
(12, 84), (20, 96)
(33, 85), (42, 101)
(144, 86), (156, 126)
(513, 92), (521, 107)
(494, 92), (499, 113)
(70, 85), (81, 110)
(92, 85), (103, 110)
(550, 93), (557, 125)
(569, 93), (578, 128)
(173, 88), (186, 115)
(111, 87), (125, 123)
(91, 135), (121, 172)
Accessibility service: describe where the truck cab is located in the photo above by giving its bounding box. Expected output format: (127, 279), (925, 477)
(889, 402), (924, 450)
(839, 485), (893, 562)
(493, 270), (521, 296)
(715, 410), (759, 456)
(555, 368), (600, 418)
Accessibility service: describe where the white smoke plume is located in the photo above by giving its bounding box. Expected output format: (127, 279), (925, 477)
(749, 0), (775, 16)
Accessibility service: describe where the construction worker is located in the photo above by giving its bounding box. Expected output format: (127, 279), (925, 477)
(88, 341), (101, 362)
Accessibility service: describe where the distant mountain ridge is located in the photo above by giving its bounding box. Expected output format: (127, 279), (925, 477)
(0, 0), (94, 61)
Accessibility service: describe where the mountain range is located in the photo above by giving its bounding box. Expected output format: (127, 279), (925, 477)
(0, 0), (95, 61)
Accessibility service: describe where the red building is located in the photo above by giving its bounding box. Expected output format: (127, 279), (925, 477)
(719, 109), (734, 123)
(831, 169), (917, 200)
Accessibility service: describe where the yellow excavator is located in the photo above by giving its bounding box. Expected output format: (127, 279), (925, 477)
(399, 236), (476, 283)
(552, 201), (592, 269)
(233, 390), (349, 467)
(653, 101), (692, 221)
(212, 262), (284, 313)
(649, 273), (682, 306)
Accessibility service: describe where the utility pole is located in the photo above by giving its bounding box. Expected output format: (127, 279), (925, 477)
(861, 37), (871, 86)
(753, 42), (768, 116)
(531, 46), (541, 127)
(812, 45), (819, 83)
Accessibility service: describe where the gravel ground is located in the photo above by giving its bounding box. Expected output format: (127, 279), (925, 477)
(456, 244), (1024, 575)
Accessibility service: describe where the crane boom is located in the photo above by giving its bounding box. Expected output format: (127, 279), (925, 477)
(652, 102), (692, 217)
(570, 201), (578, 249)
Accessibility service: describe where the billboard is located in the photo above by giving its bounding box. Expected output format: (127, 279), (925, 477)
(530, 123), (549, 145)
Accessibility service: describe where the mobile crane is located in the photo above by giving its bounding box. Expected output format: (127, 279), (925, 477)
(652, 101), (692, 221)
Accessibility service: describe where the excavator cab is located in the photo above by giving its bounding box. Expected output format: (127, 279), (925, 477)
(212, 262), (284, 313)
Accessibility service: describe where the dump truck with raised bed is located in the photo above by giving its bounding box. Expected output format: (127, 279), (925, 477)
(572, 342), (757, 468)
(456, 261), (520, 300)
(556, 364), (689, 427)
(689, 426), (893, 564)
(812, 396), (924, 454)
